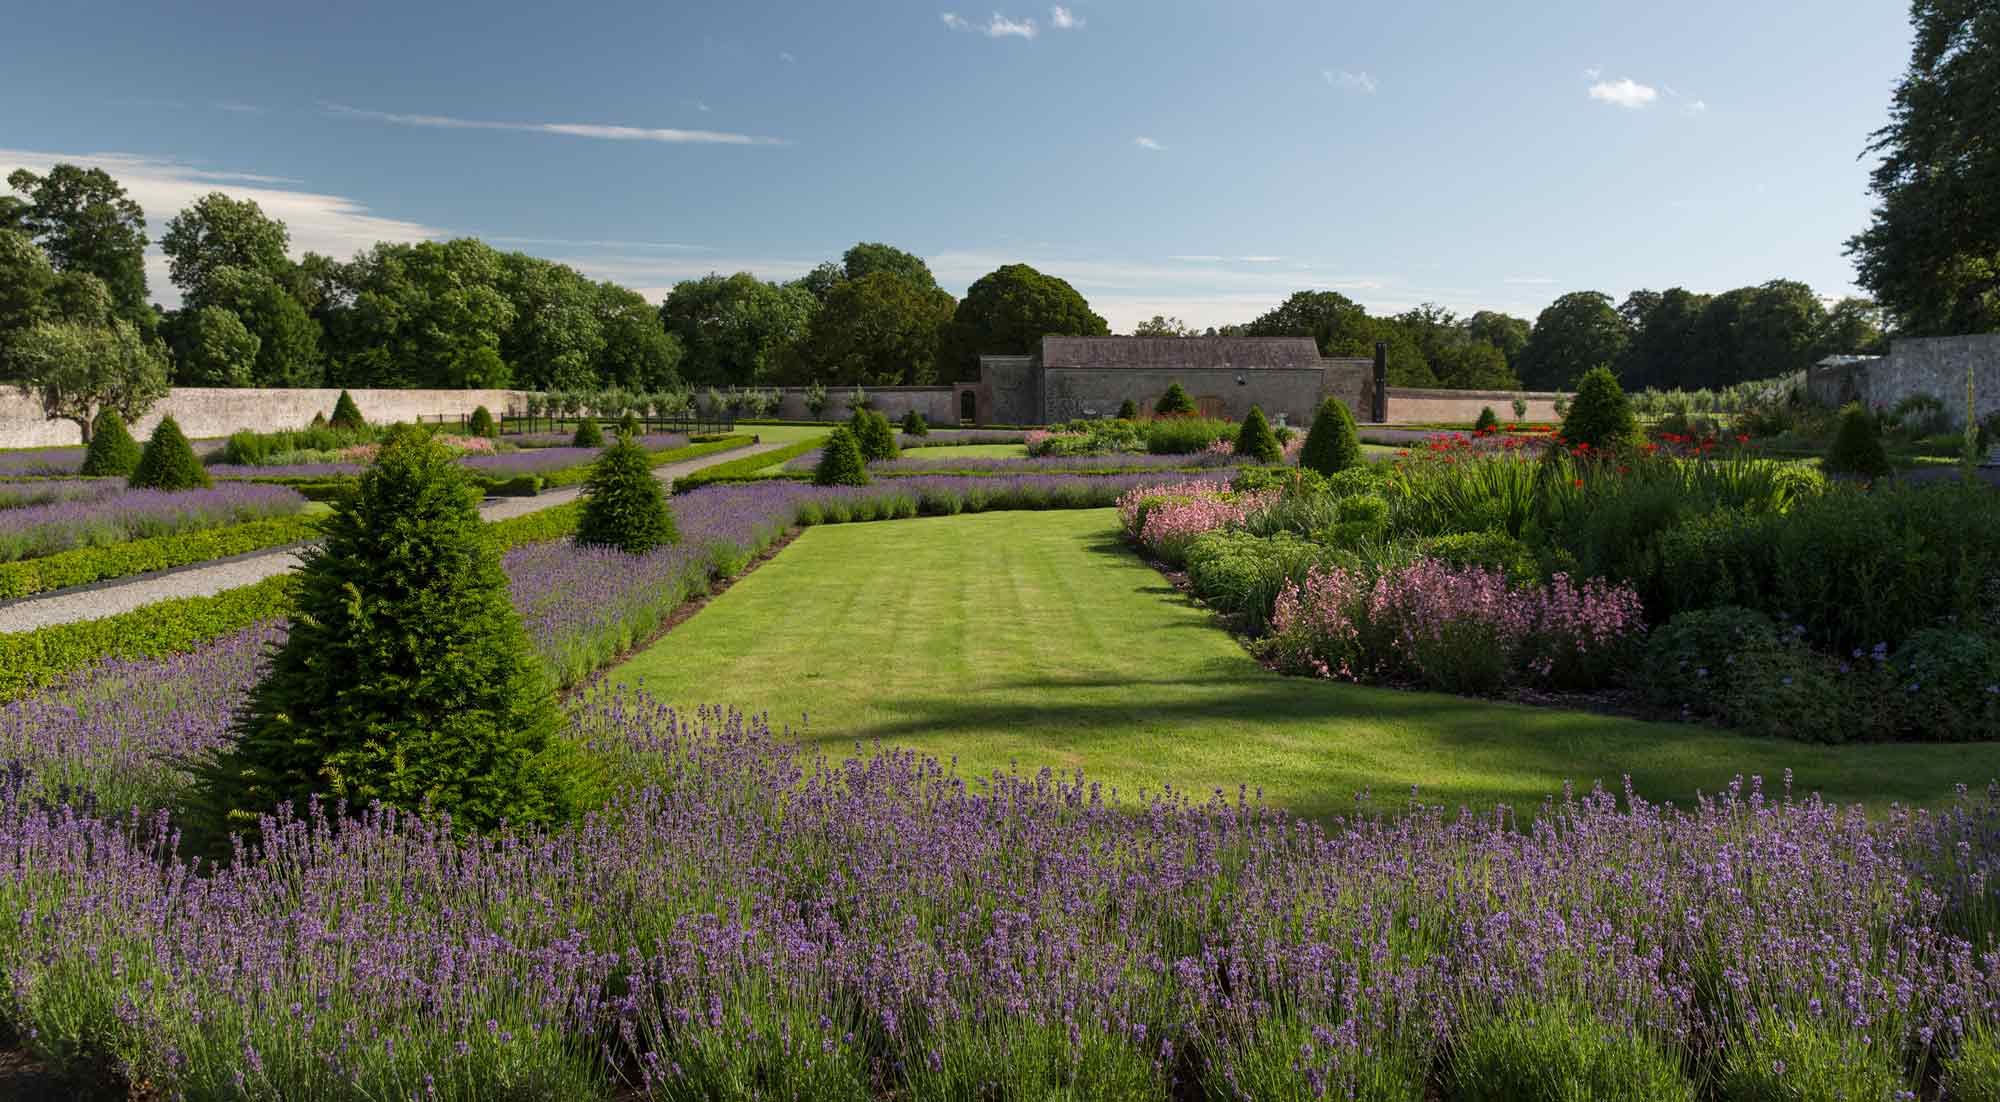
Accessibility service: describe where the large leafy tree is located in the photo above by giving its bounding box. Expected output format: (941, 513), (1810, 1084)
(0, 229), (57, 375)
(498, 253), (605, 390)
(1616, 288), (1712, 390)
(660, 272), (818, 386)
(8, 317), (170, 441)
(1518, 291), (1628, 390)
(5, 165), (151, 324)
(1466, 310), (1532, 373)
(174, 305), (261, 387)
(1132, 315), (1196, 337)
(1244, 290), (1374, 354)
(797, 270), (956, 385)
(942, 263), (1108, 380)
(1847, 0), (2000, 334)
(332, 239), (515, 388)
(841, 242), (941, 292)
(201, 266), (323, 387)
(161, 192), (291, 303)
(1823, 297), (1888, 355)
(1733, 279), (1828, 380)
(594, 283), (684, 390)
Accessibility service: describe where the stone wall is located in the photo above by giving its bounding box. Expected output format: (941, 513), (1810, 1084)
(973, 356), (1040, 425)
(0, 387), (530, 448)
(1383, 387), (1570, 425)
(1862, 336), (2000, 427)
(1322, 359), (1373, 423)
(1043, 367), (1330, 427)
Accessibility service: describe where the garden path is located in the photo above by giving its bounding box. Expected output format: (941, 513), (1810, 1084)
(0, 440), (787, 633)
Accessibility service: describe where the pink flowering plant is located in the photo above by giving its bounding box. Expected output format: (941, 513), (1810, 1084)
(1118, 481), (1275, 566)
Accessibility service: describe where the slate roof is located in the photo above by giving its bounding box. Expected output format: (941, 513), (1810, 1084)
(1039, 336), (1324, 370)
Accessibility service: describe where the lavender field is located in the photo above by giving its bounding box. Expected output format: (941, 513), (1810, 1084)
(0, 483), (307, 562)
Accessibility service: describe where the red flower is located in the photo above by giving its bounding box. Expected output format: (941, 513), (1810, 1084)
(1572, 478), (1585, 487)
(1735, 434), (1750, 445)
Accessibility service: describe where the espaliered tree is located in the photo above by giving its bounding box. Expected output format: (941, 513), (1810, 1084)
(79, 408), (141, 476)
(1235, 405), (1282, 464)
(1156, 383), (1197, 416)
(815, 427), (870, 486)
(189, 426), (587, 838)
(575, 433), (678, 554)
(128, 415), (211, 490)
(1299, 398), (1362, 475)
(328, 390), (365, 431)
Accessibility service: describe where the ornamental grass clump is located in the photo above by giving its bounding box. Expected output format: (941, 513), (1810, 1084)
(1299, 397), (1363, 475)
(1156, 382), (1198, 416)
(1824, 401), (1892, 478)
(815, 427), (871, 486)
(1234, 405), (1283, 464)
(79, 408), (141, 477)
(572, 417), (604, 448)
(575, 433), (678, 554)
(127, 415), (211, 491)
(189, 425), (587, 839)
(467, 405), (497, 438)
(328, 388), (366, 431)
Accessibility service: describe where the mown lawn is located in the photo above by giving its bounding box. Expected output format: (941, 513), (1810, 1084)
(902, 443), (1029, 459)
(618, 508), (2000, 818)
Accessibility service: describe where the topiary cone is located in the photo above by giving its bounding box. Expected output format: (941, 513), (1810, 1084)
(815, 427), (871, 486)
(128, 415), (212, 490)
(573, 418), (604, 448)
(329, 390), (366, 431)
(80, 408), (142, 477)
(576, 433), (678, 554)
(1299, 398), (1362, 475)
(1234, 405), (1283, 464)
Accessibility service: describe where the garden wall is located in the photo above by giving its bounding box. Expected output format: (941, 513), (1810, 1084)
(1863, 335), (2000, 427)
(0, 387), (529, 447)
(1383, 387), (1568, 424)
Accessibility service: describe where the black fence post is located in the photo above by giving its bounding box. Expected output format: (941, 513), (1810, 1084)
(1371, 342), (1389, 423)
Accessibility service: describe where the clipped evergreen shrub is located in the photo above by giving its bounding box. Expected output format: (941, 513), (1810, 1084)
(128, 415), (212, 490)
(309, 410), (329, 430)
(1824, 402), (1892, 478)
(189, 425), (586, 838)
(328, 389), (366, 431)
(1299, 398), (1363, 475)
(1118, 398), (1138, 419)
(1559, 367), (1636, 450)
(618, 410), (642, 438)
(79, 408), (141, 477)
(1234, 405), (1283, 464)
(575, 433), (678, 554)
(467, 405), (497, 438)
(573, 417), (605, 448)
(900, 409), (930, 436)
(1474, 406), (1499, 433)
(850, 408), (899, 461)
(1155, 382), (1197, 416)
(815, 428), (870, 486)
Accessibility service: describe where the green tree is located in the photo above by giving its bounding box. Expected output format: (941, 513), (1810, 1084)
(190, 426), (582, 836)
(79, 408), (141, 476)
(1466, 310), (1533, 374)
(1848, 0), (2000, 334)
(499, 253), (605, 390)
(1298, 398), (1362, 475)
(1429, 338), (1520, 390)
(1519, 292), (1629, 390)
(0, 229), (57, 373)
(129, 414), (212, 490)
(1735, 279), (1829, 379)
(8, 317), (170, 441)
(329, 239), (516, 388)
(1616, 288), (1712, 390)
(1245, 290), (1372, 353)
(660, 272), (818, 386)
(841, 242), (941, 292)
(161, 192), (291, 302)
(200, 267), (322, 387)
(1559, 366), (1638, 450)
(1235, 405), (1282, 463)
(5, 164), (151, 323)
(849, 407), (899, 461)
(900, 409), (930, 436)
(941, 263), (1108, 381)
(1825, 402), (1892, 478)
(797, 270), (955, 385)
(791, 261), (846, 304)
(175, 305), (261, 387)
(814, 427), (870, 486)
(1132, 315), (1195, 337)
(1822, 297), (1888, 355)
(467, 405), (497, 438)
(573, 417), (604, 447)
(1155, 382), (1198, 415)
(329, 389), (366, 430)
(1117, 398), (1138, 419)
(575, 433), (678, 554)
(594, 283), (684, 390)
(1474, 406), (1499, 433)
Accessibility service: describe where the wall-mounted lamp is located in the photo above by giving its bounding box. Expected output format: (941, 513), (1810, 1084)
(1235, 373), (1246, 386)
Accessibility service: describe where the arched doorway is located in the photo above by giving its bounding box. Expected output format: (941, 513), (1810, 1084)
(960, 390), (977, 425)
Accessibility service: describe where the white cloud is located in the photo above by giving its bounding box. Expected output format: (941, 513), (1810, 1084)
(779, 51), (796, 63)
(1236, 255), (1284, 263)
(1169, 254), (1225, 262)
(941, 11), (1040, 39)
(323, 102), (786, 146)
(1134, 136), (1164, 151)
(1587, 78), (1658, 109)
(1323, 69), (1378, 94)
(1050, 5), (1083, 29)
(0, 148), (439, 308)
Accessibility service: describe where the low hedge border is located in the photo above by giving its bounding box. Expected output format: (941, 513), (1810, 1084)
(673, 437), (825, 494)
(532, 435), (757, 489)
(0, 514), (323, 602)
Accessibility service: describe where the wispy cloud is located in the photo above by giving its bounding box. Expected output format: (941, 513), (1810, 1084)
(941, 11), (1040, 39)
(1049, 5), (1083, 29)
(1323, 69), (1378, 94)
(1134, 136), (1164, 151)
(323, 102), (786, 146)
(1587, 78), (1658, 109)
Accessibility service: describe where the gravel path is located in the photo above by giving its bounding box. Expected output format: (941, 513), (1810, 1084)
(0, 441), (786, 633)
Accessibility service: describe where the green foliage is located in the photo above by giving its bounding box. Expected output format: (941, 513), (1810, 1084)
(467, 405), (497, 438)
(218, 424), (376, 466)
(849, 408), (899, 461)
(9, 317), (170, 441)
(796, 269), (954, 386)
(1519, 291), (1627, 390)
(1824, 402), (1891, 478)
(1946, 1031), (2000, 1102)
(1234, 405), (1282, 463)
(0, 514), (318, 601)
(129, 415), (212, 490)
(575, 434), (678, 554)
(814, 428), (870, 486)
(660, 271), (817, 387)
(1559, 366), (1636, 450)
(1299, 398), (1362, 475)
(5, 164), (151, 320)
(1717, 1018), (1914, 1102)
(1185, 530), (1328, 633)
(1155, 382), (1198, 415)
(190, 427), (586, 837)
(1421, 530), (1540, 587)
(1891, 630), (2000, 740)
(328, 389), (365, 431)
(196, 266), (321, 386)
(900, 409), (930, 436)
(78, 408), (140, 476)
(1145, 416), (1235, 455)
(160, 191), (291, 302)
(172, 304), (260, 387)
(1473, 406), (1499, 432)
(1448, 1002), (1694, 1102)
(1117, 398), (1137, 419)
(674, 436), (828, 493)
(572, 417), (604, 448)
(941, 263), (1109, 381)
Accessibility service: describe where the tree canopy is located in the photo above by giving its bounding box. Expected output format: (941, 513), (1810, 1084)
(661, 272), (818, 386)
(941, 263), (1108, 381)
(4, 164), (151, 325)
(796, 270), (955, 385)
(1519, 292), (1628, 390)
(162, 192), (291, 303)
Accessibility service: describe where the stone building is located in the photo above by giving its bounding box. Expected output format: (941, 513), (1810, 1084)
(1806, 335), (2000, 426)
(959, 336), (1372, 426)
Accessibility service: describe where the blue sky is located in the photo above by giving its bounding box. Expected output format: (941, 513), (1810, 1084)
(2, 0), (1909, 330)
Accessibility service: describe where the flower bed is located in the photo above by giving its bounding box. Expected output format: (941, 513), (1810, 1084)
(0, 483), (307, 562)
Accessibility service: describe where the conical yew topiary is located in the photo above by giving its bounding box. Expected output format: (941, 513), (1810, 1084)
(1559, 367), (1637, 451)
(572, 417), (604, 448)
(309, 411), (329, 430)
(128, 415), (212, 490)
(1474, 406), (1499, 433)
(80, 408), (141, 477)
(189, 425), (585, 838)
(618, 410), (641, 438)
(1234, 405), (1283, 464)
(815, 427), (871, 486)
(1299, 398), (1362, 475)
(1156, 382), (1197, 416)
(329, 389), (366, 431)
(1825, 402), (1892, 479)
(576, 433), (678, 554)
(467, 405), (497, 438)
(1118, 399), (1138, 420)
(900, 409), (930, 436)
(850, 408), (899, 461)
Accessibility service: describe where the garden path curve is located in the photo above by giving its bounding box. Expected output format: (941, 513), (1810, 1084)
(0, 441), (788, 633)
